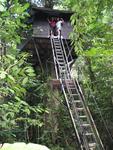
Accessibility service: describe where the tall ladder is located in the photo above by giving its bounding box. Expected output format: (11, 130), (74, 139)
(50, 37), (105, 150)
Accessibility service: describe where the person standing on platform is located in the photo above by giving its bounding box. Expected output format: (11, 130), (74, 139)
(48, 17), (56, 38)
(56, 17), (64, 38)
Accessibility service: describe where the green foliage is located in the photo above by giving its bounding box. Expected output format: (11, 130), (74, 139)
(83, 49), (113, 116)
(63, 0), (113, 148)
(29, 0), (63, 9)
(64, 0), (113, 54)
(38, 89), (76, 149)
(0, 0), (49, 143)
(0, 0), (29, 52)
(0, 53), (49, 142)
(73, 49), (113, 148)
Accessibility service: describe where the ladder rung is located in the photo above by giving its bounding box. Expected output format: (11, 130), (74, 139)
(59, 62), (65, 65)
(59, 63), (65, 65)
(57, 58), (64, 60)
(55, 49), (62, 51)
(85, 132), (94, 136)
(53, 38), (59, 40)
(54, 41), (60, 43)
(57, 57), (63, 59)
(74, 100), (81, 103)
(59, 65), (65, 67)
(79, 115), (87, 118)
(60, 68), (65, 71)
(59, 66), (65, 69)
(68, 86), (75, 89)
(60, 71), (65, 73)
(56, 51), (62, 54)
(54, 42), (60, 44)
(54, 43), (60, 45)
(55, 44), (60, 45)
(76, 108), (84, 111)
(65, 80), (73, 82)
(55, 48), (61, 50)
(57, 60), (64, 62)
(60, 72), (65, 74)
(70, 93), (78, 96)
(56, 52), (63, 56)
(54, 38), (60, 40)
(89, 143), (96, 148)
(55, 46), (61, 49)
(57, 56), (63, 58)
(57, 55), (63, 57)
(68, 87), (76, 90)
(81, 124), (90, 127)
(67, 82), (74, 84)
(56, 50), (62, 53)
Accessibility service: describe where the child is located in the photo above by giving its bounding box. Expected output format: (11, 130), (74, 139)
(56, 18), (64, 38)
(48, 17), (56, 37)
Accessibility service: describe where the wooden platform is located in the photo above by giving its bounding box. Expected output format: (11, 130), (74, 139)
(50, 79), (74, 89)
(50, 79), (61, 89)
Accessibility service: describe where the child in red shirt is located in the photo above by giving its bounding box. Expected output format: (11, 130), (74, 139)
(48, 17), (56, 37)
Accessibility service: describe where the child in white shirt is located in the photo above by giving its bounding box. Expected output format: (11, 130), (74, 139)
(56, 18), (64, 38)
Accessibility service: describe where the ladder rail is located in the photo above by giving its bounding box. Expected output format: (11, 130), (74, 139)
(65, 81), (94, 149)
(61, 39), (71, 78)
(59, 71), (95, 149)
(60, 78), (84, 150)
(53, 38), (94, 149)
(52, 38), (70, 79)
(50, 38), (59, 79)
(64, 38), (73, 61)
(65, 79), (102, 150)
(73, 79), (105, 150)
(61, 38), (105, 150)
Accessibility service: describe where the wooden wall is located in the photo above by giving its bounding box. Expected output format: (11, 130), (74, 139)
(32, 20), (72, 39)
(31, 7), (73, 39)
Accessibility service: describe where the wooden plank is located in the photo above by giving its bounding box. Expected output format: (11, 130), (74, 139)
(50, 79), (61, 89)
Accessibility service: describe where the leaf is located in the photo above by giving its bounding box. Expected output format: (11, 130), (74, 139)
(22, 77), (28, 85)
(9, 89), (15, 94)
(6, 55), (15, 60)
(1, 11), (10, 17)
(7, 75), (15, 82)
(24, 108), (30, 115)
(28, 73), (35, 77)
(26, 68), (34, 73)
(0, 71), (7, 79)
(15, 96), (21, 101)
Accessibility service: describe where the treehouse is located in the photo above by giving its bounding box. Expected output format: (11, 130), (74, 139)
(31, 6), (73, 39)
(21, 6), (105, 150)
(22, 6), (74, 79)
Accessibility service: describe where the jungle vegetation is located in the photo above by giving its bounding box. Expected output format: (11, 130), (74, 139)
(0, 0), (113, 150)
